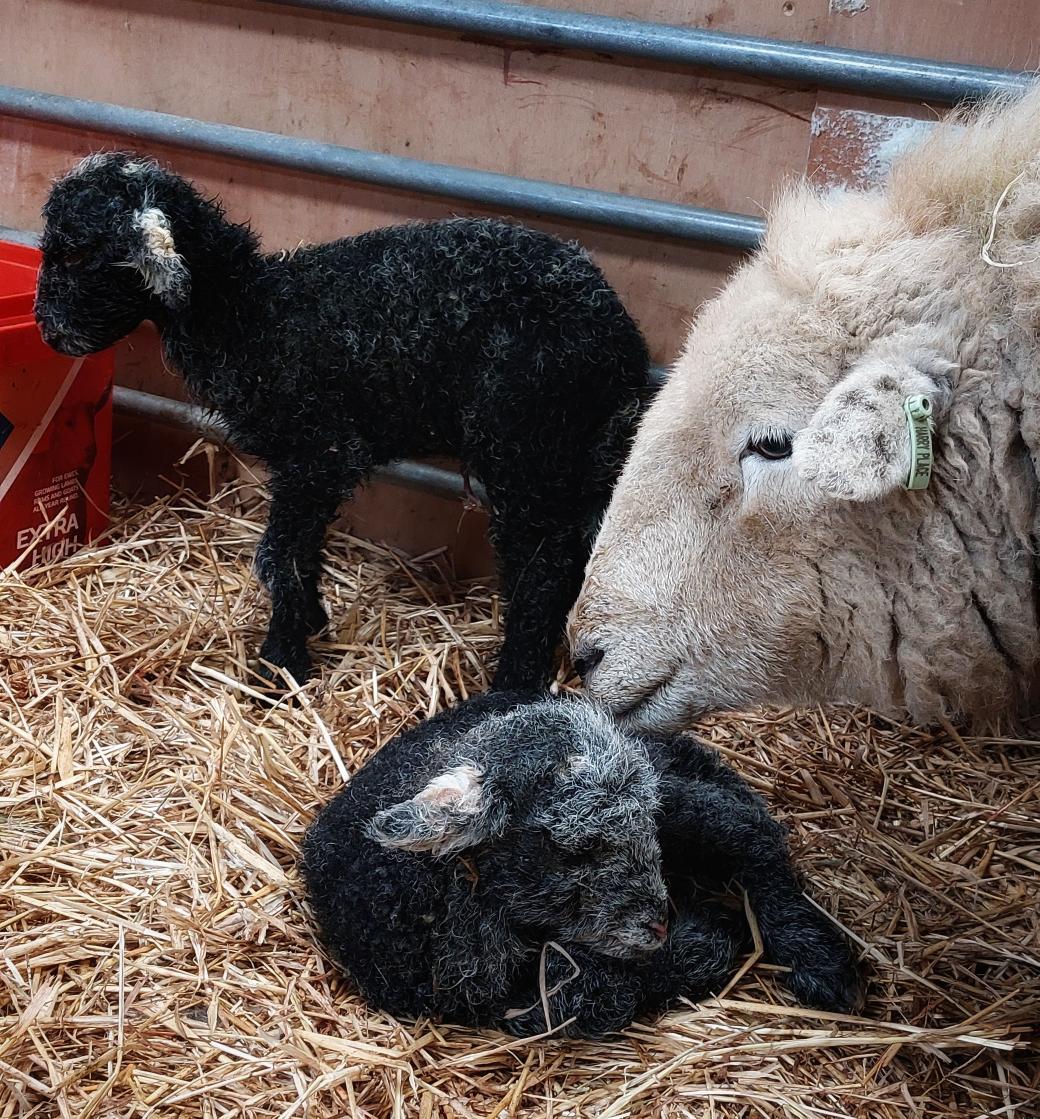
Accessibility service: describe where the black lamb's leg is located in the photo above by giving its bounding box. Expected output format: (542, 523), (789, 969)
(498, 908), (742, 1040)
(253, 463), (362, 687)
(495, 944), (644, 1039)
(657, 758), (863, 1014)
(485, 496), (596, 692)
(629, 902), (747, 1015)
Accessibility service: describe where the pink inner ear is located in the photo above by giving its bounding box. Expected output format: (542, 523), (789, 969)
(415, 764), (483, 809)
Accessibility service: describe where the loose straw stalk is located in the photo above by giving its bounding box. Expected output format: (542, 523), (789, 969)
(0, 485), (1037, 1118)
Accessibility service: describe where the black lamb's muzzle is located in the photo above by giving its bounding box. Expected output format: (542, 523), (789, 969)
(35, 267), (147, 357)
(588, 893), (671, 957)
(35, 319), (90, 356)
(597, 926), (668, 959)
(34, 281), (87, 355)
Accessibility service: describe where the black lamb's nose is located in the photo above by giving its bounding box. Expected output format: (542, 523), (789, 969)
(573, 644), (605, 681)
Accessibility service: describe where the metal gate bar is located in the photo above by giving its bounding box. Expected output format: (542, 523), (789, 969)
(275, 0), (1028, 104)
(0, 85), (763, 250)
(113, 386), (491, 504)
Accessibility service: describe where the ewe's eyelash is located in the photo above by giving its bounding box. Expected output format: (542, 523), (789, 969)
(740, 426), (791, 459)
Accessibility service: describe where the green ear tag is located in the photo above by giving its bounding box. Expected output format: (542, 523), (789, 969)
(904, 395), (934, 491)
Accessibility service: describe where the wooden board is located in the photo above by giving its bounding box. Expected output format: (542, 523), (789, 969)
(2, 0), (1038, 570)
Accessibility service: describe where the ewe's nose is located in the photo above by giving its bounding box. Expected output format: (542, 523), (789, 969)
(571, 641), (605, 682)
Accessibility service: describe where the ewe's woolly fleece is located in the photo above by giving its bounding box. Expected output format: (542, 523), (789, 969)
(572, 86), (1040, 729)
(35, 154), (650, 689)
(302, 692), (862, 1037)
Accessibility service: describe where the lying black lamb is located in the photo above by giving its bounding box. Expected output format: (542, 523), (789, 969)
(301, 692), (862, 1037)
(35, 153), (650, 691)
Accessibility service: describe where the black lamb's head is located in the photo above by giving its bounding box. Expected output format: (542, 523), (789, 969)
(368, 700), (669, 958)
(35, 152), (191, 355)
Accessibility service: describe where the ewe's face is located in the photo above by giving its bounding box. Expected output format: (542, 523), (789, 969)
(35, 156), (176, 355)
(568, 194), (958, 734)
(570, 263), (844, 731)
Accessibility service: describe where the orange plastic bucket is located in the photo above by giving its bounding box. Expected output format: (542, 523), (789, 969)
(0, 240), (40, 321)
(0, 242), (113, 569)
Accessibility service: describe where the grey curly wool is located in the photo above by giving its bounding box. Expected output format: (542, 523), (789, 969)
(301, 692), (863, 1038)
(34, 152), (650, 691)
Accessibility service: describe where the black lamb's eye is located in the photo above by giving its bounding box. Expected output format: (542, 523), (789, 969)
(59, 238), (102, 268)
(747, 431), (793, 460)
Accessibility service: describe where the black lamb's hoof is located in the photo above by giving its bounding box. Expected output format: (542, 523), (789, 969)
(254, 642), (314, 698)
(783, 943), (864, 1015)
(304, 598), (329, 637)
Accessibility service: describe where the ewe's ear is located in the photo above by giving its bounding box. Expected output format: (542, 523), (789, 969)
(132, 207), (189, 308)
(367, 764), (505, 856)
(793, 332), (956, 502)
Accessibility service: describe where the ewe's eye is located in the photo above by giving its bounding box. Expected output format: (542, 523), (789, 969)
(746, 430), (793, 461)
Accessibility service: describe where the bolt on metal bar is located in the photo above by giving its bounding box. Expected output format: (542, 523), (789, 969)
(277, 0), (1029, 104)
(0, 85), (763, 250)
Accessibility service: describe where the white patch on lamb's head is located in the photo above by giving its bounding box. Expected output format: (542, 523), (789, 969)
(122, 159), (156, 176)
(64, 152), (117, 181)
(62, 151), (156, 183)
(132, 206), (190, 307)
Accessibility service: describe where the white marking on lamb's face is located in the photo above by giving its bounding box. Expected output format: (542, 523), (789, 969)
(64, 151), (151, 182)
(132, 207), (190, 306)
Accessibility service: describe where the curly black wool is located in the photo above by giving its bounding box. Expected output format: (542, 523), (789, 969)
(301, 692), (863, 1038)
(35, 153), (651, 689)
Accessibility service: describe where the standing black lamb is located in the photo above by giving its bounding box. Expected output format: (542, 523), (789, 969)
(34, 153), (651, 690)
(301, 692), (862, 1037)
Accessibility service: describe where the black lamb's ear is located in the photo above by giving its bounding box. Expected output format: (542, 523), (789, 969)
(367, 764), (505, 856)
(132, 207), (190, 308)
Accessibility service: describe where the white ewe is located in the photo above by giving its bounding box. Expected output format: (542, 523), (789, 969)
(571, 87), (1040, 732)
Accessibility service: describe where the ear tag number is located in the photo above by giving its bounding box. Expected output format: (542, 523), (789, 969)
(904, 395), (934, 491)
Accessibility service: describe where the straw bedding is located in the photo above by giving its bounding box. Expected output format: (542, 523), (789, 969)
(1, 483), (1037, 1119)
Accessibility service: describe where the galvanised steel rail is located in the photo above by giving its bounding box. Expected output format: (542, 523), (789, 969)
(114, 375), (665, 505)
(0, 85), (763, 250)
(276, 0), (1029, 104)
(113, 386), (493, 505)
